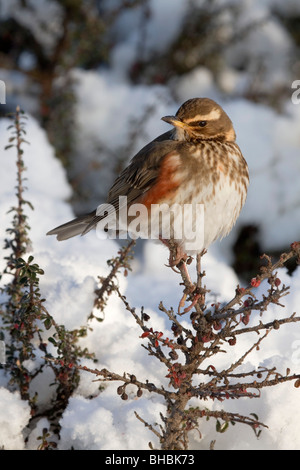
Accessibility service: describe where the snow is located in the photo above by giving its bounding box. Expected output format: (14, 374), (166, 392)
(1, 0), (300, 452)
(109, 0), (186, 75)
(58, 393), (166, 450)
(171, 66), (218, 104)
(0, 388), (31, 450)
(72, 68), (173, 210)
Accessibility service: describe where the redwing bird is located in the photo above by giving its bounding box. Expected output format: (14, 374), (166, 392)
(47, 98), (249, 265)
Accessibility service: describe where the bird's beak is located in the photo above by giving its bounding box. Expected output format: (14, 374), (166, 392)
(161, 115), (188, 130)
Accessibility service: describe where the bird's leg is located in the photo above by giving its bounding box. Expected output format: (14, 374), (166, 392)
(159, 237), (188, 269)
(160, 238), (206, 314)
(159, 238), (180, 272)
(178, 250), (207, 314)
(177, 258), (195, 314)
(169, 244), (195, 313)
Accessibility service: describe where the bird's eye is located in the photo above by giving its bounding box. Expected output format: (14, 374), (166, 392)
(190, 120), (207, 127)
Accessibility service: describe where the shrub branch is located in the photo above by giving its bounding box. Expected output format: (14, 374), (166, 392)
(87, 239), (300, 449)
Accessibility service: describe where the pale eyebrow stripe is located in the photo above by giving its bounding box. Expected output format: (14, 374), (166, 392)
(184, 108), (221, 122)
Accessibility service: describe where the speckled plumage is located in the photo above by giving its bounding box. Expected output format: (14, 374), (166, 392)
(47, 98), (249, 256)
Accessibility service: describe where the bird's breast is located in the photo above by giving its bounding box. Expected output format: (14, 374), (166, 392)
(178, 140), (249, 202)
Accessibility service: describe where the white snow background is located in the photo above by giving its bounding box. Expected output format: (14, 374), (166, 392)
(1, 0), (300, 451)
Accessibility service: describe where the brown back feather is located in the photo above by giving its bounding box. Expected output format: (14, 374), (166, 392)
(83, 137), (183, 232)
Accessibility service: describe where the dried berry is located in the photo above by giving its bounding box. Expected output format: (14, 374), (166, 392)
(242, 314), (250, 325)
(236, 286), (246, 295)
(291, 241), (300, 251)
(294, 379), (300, 388)
(201, 333), (213, 343)
(213, 321), (222, 331)
(169, 350), (179, 361)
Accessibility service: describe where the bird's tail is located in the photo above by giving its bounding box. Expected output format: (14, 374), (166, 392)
(46, 210), (96, 241)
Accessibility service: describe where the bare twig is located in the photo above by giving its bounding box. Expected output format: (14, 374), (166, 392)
(79, 241), (300, 450)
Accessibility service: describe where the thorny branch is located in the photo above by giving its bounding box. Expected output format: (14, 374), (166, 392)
(91, 239), (135, 319)
(87, 241), (300, 449)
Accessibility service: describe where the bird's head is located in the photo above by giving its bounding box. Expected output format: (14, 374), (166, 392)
(162, 98), (236, 143)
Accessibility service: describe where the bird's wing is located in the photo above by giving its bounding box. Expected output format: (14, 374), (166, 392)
(83, 139), (183, 233)
(46, 134), (180, 240)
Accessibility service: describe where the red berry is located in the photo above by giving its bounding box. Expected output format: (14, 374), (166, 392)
(141, 331), (150, 338)
(213, 321), (222, 331)
(236, 286), (246, 295)
(291, 241), (300, 251)
(201, 334), (212, 343)
(251, 278), (261, 288)
(242, 314), (250, 325)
